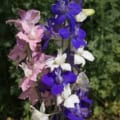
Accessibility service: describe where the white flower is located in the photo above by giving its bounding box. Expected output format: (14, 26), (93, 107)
(74, 47), (95, 66)
(75, 9), (95, 22)
(31, 102), (49, 120)
(76, 72), (89, 91)
(57, 84), (80, 108)
(46, 49), (71, 71)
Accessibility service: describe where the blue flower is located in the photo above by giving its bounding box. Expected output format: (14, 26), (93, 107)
(41, 68), (77, 95)
(59, 25), (87, 48)
(51, 0), (81, 31)
(63, 89), (92, 120)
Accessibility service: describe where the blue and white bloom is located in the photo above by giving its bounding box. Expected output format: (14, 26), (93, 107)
(74, 47), (95, 66)
(41, 68), (77, 95)
(57, 84), (79, 108)
(46, 49), (71, 71)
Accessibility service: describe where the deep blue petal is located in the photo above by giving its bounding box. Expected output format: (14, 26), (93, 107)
(41, 73), (55, 87)
(51, 84), (63, 95)
(52, 4), (61, 14)
(78, 29), (86, 39)
(63, 71), (77, 84)
(71, 37), (87, 48)
(56, 15), (66, 24)
(59, 28), (70, 39)
(67, 112), (83, 120)
(67, 14), (76, 31)
(68, 1), (81, 15)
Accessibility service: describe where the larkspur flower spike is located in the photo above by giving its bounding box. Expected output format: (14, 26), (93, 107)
(7, 0), (95, 120)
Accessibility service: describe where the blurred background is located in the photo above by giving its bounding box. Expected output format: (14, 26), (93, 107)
(0, 0), (120, 119)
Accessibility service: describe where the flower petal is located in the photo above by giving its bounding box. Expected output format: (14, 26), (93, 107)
(51, 84), (63, 95)
(51, 4), (61, 14)
(68, 2), (81, 15)
(61, 63), (71, 71)
(40, 102), (46, 113)
(31, 106), (49, 120)
(56, 15), (66, 24)
(41, 73), (54, 87)
(75, 11), (87, 22)
(62, 84), (71, 99)
(74, 54), (86, 66)
(64, 94), (80, 108)
(82, 50), (95, 61)
(63, 71), (77, 84)
(59, 28), (70, 39)
(71, 37), (87, 48)
(57, 95), (64, 105)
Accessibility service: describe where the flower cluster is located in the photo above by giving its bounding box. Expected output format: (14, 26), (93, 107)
(7, 0), (95, 120)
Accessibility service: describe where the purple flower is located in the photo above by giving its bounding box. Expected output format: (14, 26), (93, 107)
(63, 87), (92, 120)
(41, 68), (77, 95)
(64, 97), (92, 120)
(51, 0), (81, 31)
(59, 25), (87, 48)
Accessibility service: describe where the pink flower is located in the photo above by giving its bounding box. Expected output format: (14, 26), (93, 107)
(16, 25), (44, 51)
(6, 9), (44, 51)
(18, 9), (40, 24)
(8, 39), (27, 64)
(19, 53), (51, 91)
(6, 9), (40, 31)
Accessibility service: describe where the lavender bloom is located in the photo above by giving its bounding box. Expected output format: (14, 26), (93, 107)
(41, 68), (77, 95)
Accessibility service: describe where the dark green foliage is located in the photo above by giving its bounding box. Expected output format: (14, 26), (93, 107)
(84, 0), (120, 119)
(0, 0), (120, 119)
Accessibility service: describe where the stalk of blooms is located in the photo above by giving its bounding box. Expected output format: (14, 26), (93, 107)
(7, 0), (95, 120)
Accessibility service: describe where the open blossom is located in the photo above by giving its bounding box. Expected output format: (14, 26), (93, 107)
(6, 9), (44, 51)
(19, 53), (49, 91)
(51, 0), (81, 31)
(6, 9), (41, 31)
(74, 47), (95, 66)
(16, 25), (44, 51)
(41, 68), (77, 95)
(64, 88), (92, 120)
(57, 84), (79, 108)
(46, 49), (71, 71)
(59, 26), (87, 48)
(41, 68), (76, 95)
